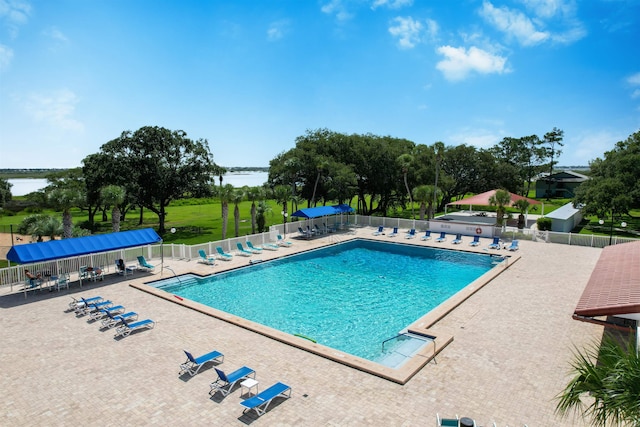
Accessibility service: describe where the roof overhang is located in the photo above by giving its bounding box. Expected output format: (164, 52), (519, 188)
(574, 240), (640, 319)
(6, 228), (162, 264)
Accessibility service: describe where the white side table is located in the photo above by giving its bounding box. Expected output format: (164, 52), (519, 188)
(240, 378), (259, 397)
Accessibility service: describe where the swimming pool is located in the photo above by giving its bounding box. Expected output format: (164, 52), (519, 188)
(152, 239), (496, 366)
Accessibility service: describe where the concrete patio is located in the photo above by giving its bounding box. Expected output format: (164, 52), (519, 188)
(0, 228), (603, 426)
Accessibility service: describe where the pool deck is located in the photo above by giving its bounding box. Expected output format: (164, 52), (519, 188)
(0, 227), (603, 426)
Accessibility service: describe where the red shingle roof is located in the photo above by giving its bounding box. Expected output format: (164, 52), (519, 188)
(574, 240), (640, 317)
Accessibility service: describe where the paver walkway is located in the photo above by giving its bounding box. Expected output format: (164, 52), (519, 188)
(0, 229), (603, 426)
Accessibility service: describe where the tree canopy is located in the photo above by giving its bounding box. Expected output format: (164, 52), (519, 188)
(573, 130), (640, 218)
(82, 126), (218, 234)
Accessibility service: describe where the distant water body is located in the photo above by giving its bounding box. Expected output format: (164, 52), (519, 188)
(8, 171), (269, 196)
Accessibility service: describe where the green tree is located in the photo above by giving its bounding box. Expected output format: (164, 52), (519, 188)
(255, 200), (272, 233)
(413, 185), (436, 220)
(246, 186), (263, 234)
(543, 127), (565, 197)
(100, 185), (126, 232)
(48, 188), (83, 238)
(556, 335), (640, 427)
(574, 130), (640, 217)
(231, 188), (245, 237)
(433, 141), (445, 213)
(0, 177), (12, 208)
(96, 126), (217, 234)
(217, 184), (235, 240)
(488, 189), (512, 227)
(512, 199), (531, 229)
(273, 185), (290, 224)
(398, 153), (415, 219)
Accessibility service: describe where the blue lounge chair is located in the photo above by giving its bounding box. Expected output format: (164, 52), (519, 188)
(314, 224), (325, 235)
(451, 234), (463, 244)
(215, 246), (233, 261)
(507, 240), (519, 251)
(388, 227), (398, 237)
(100, 310), (138, 329)
(236, 242), (253, 257)
(262, 242), (279, 251)
(137, 255), (155, 271)
(469, 235), (480, 247)
(276, 235), (292, 247)
(373, 226), (384, 236)
(421, 230), (432, 241)
(488, 237), (501, 250)
(114, 318), (155, 338)
(435, 232), (447, 242)
(323, 222), (336, 233)
(297, 227), (312, 239)
(405, 229), (416, 239)
(437, 413), (460, 426)
(245, 241), (263, 253)
(179, 349), (224, 377)
(89, 304), (125, 320)
(209, 366), (256, 397)
(240, 382), (292, 416)
(198, 249), (216, 265)
(69, 295), (102, 310)
(76, 300), (113, 316)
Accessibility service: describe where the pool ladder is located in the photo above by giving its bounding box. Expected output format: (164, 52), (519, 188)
(381, 331), (433, 351)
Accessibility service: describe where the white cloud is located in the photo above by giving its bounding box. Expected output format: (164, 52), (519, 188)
(371, 0), (413, 10)
(388, 16), (422, 49)
(565, 130), (626, 165)
(520, 0), (564, 19)
(0, 0), (31, 38)
(480, 1), (549, 46)
(43, 26), (68, 42)
(21, 89), (83, 131)
(0, 43), (13, 70)
(436, 45), (509, 81)
(628, 72), (640, 86)
(321, 0), (353, 21)
(448, 128), (503, 150)
(628, 72), (640, 99)
(267, 20), (289, 41)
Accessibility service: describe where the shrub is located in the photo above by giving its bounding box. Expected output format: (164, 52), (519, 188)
(537, 217), (552, 231)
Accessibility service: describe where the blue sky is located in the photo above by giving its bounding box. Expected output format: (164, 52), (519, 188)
(1, 0), (639, 169)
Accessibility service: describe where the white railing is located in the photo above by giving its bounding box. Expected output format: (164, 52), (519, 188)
(2, 215), (637, 290)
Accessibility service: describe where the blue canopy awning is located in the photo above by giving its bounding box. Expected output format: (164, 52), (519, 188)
(291, 204), (355, 219)
(6, 228), (162, 264)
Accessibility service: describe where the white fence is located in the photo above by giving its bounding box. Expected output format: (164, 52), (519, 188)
(1, 214), (637, 290)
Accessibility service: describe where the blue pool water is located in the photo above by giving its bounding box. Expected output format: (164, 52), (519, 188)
(155, 239), (495, 364)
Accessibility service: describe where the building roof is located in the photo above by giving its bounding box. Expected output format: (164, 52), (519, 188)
(447, 190), (540, 207)
(539, 170), (589, 183)
(545, 203), (581, 220)
(574, 240), (640, 317)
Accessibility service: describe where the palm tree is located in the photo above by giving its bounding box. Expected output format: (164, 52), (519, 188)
(433, 141), (445, 214)
(413, 185), (436, 220)
(255, 200), (272, 233)
(100, 185), (126, 232)
(488, 189), (512, 227)
(512, 199), (531, 229)
(245, 186), (263, 235)
(398, 154), (414, 219)
(48, 188), (83, 238)
(556, 335), (640, 426)
(273, 185), (290, 224)
(310, 159), (330, 207)
(217, 184), (235, 240)
(231, 188), (245, 237)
